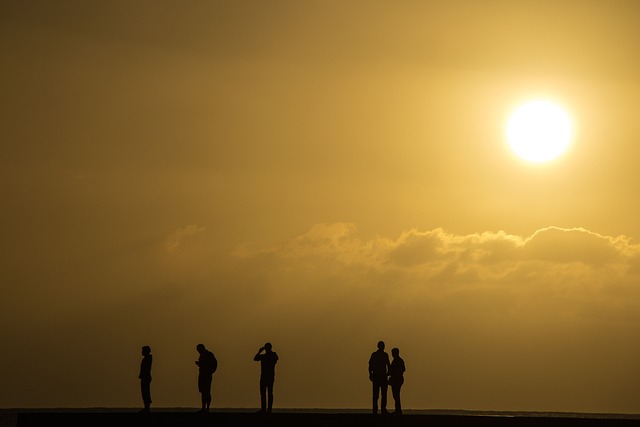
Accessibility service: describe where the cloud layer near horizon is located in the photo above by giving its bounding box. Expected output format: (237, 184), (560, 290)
(234, 224), (640, 306)
(6, 223), (640, 412)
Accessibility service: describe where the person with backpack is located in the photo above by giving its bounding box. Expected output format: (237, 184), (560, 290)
(195, 343), (218, 412)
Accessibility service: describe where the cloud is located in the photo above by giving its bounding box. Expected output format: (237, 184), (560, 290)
(239, 224), (640, 289)
(522, 226), (634, 265)
(230, 223), (640, 332)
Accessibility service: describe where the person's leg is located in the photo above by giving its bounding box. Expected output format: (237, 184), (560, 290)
(198, 376), (206, 411)
(199, 375), (212, 412)
(267, 380), (274, 412)
(141, 380), (151, 411)
(380, 381), (388, 414)
(372, 381), (379, 414)
(259, 379), (267, 412)
(147, 381), (152, 410)
(205, 379), (212, 411)
(202, 388), (211, 411)
(392, 384), (401, 414)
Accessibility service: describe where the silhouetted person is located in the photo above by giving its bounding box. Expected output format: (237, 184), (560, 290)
(195, 343), (218, 412)
(388, 347), (406, 415)
(368, 341), (390, 414)
(138, 346), (152, 413)
(254, 342), (279, 413)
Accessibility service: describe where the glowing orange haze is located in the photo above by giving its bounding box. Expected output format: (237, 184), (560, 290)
(2, 0), (640, 414)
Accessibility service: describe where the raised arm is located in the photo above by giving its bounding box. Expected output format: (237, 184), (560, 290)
(254, 347), (264, 361)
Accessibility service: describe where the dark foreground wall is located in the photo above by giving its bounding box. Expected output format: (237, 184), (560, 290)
(16, 412), (640, 427)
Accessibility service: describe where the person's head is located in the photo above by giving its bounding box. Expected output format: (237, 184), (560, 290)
(377, 341), (385, 350)
(196, 343), (205, 353)
(142, 345), (151, 356)
(391, 347), (399, 357)
(264, 342), (273, 351)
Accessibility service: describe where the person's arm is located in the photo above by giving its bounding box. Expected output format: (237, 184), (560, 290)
(368, 354), (374, 380)
(140, 357), (151, 378)
(254, 347), (264, 361)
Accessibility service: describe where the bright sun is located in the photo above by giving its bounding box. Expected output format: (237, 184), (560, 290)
(506, 100), (573, 163)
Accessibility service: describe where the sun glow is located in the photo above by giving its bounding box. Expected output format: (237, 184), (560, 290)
(506, 100), (573, 163)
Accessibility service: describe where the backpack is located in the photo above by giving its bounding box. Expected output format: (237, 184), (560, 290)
(209, 351), (218, 374)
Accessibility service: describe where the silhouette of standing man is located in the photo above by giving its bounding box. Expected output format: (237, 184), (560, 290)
(195, 343), (217, 413)
(368, 341), (390, 414)
(388, 347), (406, 415)
(138, 346), (152, 413)
(253, 342), (279, 413)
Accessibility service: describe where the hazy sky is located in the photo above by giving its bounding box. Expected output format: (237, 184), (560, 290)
(3, 0), (640, 413)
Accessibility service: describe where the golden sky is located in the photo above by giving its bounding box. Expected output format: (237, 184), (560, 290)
(2, 0), (640, 413)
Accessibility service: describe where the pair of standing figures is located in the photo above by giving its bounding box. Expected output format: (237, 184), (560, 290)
(137, 342), (278, 413)
(368, 341), (406, 415)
